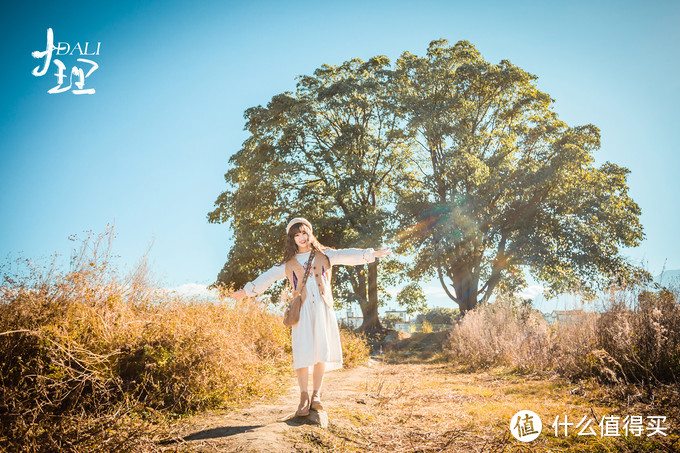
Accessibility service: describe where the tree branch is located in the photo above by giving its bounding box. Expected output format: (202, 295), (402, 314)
(438, 266), (461, 304)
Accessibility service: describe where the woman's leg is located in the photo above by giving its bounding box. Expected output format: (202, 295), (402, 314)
(310, 362), (326, 410)
(295, 366), (310, 415)
(296, 366), (309, 392)
(312, 362), (325, 392)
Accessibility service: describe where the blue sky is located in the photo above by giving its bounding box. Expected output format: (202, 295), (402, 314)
(1, 0), (678, 314)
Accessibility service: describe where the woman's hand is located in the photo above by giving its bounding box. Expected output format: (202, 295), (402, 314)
(231, 289), (247, 301)
(374, 248), (392, 258)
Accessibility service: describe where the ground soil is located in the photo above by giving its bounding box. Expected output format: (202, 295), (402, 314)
(160, 358), (378, 452)
(159, 333), (679, 452)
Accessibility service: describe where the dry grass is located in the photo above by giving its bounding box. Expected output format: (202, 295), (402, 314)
(434, 289), (680, 452)
(6, 225), (676, 451)
(444, 289), (680, 389)
(288, 359), (679, 452)
(595, 288), (680, 387)
(443, 295), (552, 372)
(339, 327), (371, 369)
(0, 226), (294, 452)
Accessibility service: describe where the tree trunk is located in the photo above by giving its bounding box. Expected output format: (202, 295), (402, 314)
(452, 263), (479, 315)
(355, 265), (367, 305)
(359, 261), (382, 333)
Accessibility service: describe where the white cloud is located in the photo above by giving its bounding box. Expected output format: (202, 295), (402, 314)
(520, 284), (545, 300)
(164, 283), (220, 301)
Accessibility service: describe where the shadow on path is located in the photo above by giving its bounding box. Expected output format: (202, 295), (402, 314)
(160, 413), (325, 446)
(160, 424), (264, 444)
(162, 362), (378, 451)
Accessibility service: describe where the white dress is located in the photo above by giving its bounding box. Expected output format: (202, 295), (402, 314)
(243, 247), (375, 372)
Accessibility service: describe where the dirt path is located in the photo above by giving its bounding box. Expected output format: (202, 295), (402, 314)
(163, 358), (381, 452)
(162, 355), (679, 452)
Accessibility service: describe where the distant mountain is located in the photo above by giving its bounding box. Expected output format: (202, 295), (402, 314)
(656, 269), (680, 287)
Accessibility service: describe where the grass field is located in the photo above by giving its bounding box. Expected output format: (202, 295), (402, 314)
(285, 349), (679, 453)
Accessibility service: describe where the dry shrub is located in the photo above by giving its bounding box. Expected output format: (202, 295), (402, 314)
(443, 295), (551, 371)
(595, 288), (680, 386)
(443, 286), (680, 396)
(0, 226), (292, 452)
(339, 327), (370, 368)
(382, 331), (449, 363)
(112, 297), (292, 413)
(548, 311), (600, 379)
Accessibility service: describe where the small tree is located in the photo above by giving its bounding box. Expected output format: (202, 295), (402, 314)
(415, 307), (460, 326)
(381, 313), (405, 329)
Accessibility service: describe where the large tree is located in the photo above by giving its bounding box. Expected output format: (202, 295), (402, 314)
(208, 56), (417, 332)
(391, 39), (647, 314)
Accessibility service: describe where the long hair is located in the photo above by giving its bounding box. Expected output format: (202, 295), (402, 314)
(280, 222), (329, 264)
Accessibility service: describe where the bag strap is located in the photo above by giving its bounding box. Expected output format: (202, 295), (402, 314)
(299, 248), (316, 290)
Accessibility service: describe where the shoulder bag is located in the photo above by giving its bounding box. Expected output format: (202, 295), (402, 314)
(282, 248), (316, 327)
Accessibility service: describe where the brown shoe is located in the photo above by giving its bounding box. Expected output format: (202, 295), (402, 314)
(296, 391), (310, 417)
(310, 390), (323, 411)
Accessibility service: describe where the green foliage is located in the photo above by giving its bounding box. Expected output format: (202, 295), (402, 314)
(415, 307), (460, 326)
(209, 38), (646, 317)
(390, 39), (647, 312)
(395, 282), (427, 315)
(381, 313), (405, 329)
(208, 54), (420, 324)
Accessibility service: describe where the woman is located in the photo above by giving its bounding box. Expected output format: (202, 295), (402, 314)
(231, 217), (391, 416)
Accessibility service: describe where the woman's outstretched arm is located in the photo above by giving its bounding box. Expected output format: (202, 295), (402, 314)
(231, 263), (286, 300)
(325, 247), (391, 267)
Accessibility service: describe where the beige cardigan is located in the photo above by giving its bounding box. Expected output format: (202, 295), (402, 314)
(243, 248), (376, 308)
